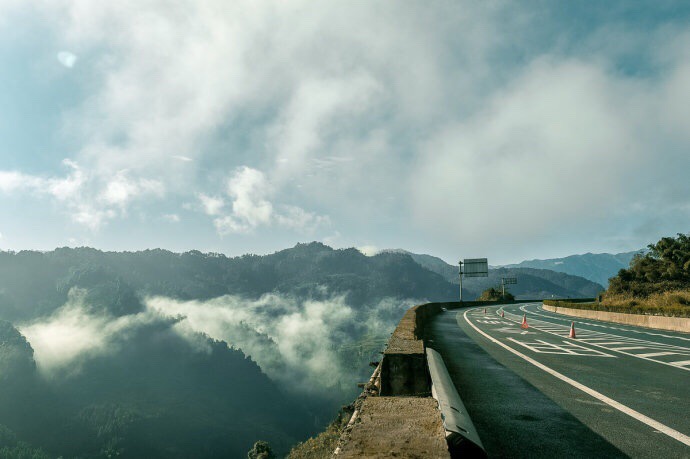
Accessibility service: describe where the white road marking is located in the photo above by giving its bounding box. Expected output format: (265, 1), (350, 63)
(613, 346), (648, 351)
(506, 337), (614, 357)
(463, 309), (690, 447)
(500, 308), (690, 372)
(637, 352), (678, 358)
(670, 360), (690, 367)
(529, 304), (690, 342)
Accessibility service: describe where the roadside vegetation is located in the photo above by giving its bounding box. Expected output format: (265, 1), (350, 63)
(545, 233), (690, 317)
(287, 410), (351, 459)
(478, 287), (515, 302)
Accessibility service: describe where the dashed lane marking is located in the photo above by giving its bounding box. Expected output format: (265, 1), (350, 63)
(463, 308), (690, 447)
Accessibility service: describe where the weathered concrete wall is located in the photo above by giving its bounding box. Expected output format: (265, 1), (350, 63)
(334, 302), (450, 458)
(379, 303), (441, 396)
(543, 304), (690, 333)
(336, 300), (544, 457)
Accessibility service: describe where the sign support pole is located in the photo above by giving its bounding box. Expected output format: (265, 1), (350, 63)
(458, 261), (463, 302)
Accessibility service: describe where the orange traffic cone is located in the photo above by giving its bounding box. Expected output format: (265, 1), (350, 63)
(569, 322), (576, 339)
(501, 310), (505, 318)
(521, 313), (529, 329)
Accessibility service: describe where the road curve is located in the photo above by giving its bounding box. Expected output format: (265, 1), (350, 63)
(425, 303), (690, 458)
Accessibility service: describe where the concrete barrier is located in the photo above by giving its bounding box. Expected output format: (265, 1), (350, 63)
(427, 348), (486, 458)
(543, 304), (690, 333)
(379, 303), (441, 396)
(334, 302), (450, 458)
(337, 301), (540, 457)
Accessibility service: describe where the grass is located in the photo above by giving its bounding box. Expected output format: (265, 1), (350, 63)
(544, 290), (690, 317)
(286, 410), (350, 459)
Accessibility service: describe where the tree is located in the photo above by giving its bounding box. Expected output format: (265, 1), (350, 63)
(608, 232), (690, 296)
(247, 440), (275, 459)
(477, 287), (514, 301)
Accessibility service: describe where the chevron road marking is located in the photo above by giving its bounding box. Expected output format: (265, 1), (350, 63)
(464, 308), (690, 447)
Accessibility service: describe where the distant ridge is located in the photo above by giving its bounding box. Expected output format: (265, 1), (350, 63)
(502, 250), (644, 287)
(378, 249), (604, 299)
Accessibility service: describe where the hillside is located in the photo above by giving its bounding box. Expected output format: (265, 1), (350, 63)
(0, 242), (607, 457)
(0, 243), (458, 457)
(384, 250), (604, 298)
(502, 251), (642, 287)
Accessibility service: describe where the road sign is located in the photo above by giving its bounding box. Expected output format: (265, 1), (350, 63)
(463, 258), (488, 277)
(502, 277), (517, 285)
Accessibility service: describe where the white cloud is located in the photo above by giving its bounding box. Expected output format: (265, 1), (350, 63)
(56, 51), (77, 68)
(162, 213), (180, 222)
(1, 2), (690, 257)
(0, 160), (163, 230)
(210, 166), (330, 235)
(146, 293), (418, 391)
(225, 166), (273, 229)
(100, 171), (164, 208)
(275, 205), (330, 233)
(357, 246), (379, 257)
(171, 155), (193, 162)
(197, 193), (224, 216)
(19, 288), (159, 378)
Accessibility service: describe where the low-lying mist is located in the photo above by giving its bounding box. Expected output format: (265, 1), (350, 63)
(148, 293), (417, 391)
(20, 287), (417, 394)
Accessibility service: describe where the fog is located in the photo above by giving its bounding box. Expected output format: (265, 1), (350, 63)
(149, 293), (416, 391)
(19, 287), (417, 393)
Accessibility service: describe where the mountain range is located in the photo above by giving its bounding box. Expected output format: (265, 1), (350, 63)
(501, 250), (643, 287)
(0, 242), (609, 457)
(382, 249), (604, 298)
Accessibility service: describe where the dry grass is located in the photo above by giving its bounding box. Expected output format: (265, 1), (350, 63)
(287, 411), (349, 459)
(545, 290), (690, 317)
(603, 290), (690, 309)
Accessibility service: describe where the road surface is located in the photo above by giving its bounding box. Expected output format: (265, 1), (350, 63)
(426, 303), (690, 458)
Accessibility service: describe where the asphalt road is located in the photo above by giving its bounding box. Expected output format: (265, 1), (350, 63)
(426, 303), (690, 458)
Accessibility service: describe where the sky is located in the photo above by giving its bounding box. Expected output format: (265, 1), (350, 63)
(0, 1), (689, 265)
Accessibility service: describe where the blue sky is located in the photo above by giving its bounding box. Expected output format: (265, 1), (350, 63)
(1, 1), (689, 265)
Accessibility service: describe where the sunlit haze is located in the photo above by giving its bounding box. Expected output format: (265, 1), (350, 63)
(2, 2), (689, 264)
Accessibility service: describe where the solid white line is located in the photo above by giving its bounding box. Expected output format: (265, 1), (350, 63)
(637, 352), (678, 358)
(463, 309), (690, 447)
(670, 360), (690, 367)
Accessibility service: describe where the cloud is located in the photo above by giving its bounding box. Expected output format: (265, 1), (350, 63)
(162, 213), (180, 223)
(0, 160), (163, 230)
(197, 193), (224, 216)
(2, 2), (690, 258)
(19, 288), (162, 378)
(100, 171), (164, 208)
(56, 51), (77, 68)
(221, 166), (273, 232)
(357, 246), (379, 256)
(146, 293), (418, 391)
(171, 155), (193, 162)
(211, 166), (329, 235)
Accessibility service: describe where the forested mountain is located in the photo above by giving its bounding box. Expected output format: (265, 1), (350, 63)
(0, 242), (603, 457)
(383, 250), (604, 298)
(0, 243), (456, 458)
(502, 250), (642, 287)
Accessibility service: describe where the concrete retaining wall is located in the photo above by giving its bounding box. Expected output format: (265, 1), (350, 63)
(543, 304), (690, 333)
(379, 303), (441, 396)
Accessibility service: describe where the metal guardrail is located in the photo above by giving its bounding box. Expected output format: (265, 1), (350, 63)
(427, 347), (487, 458)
